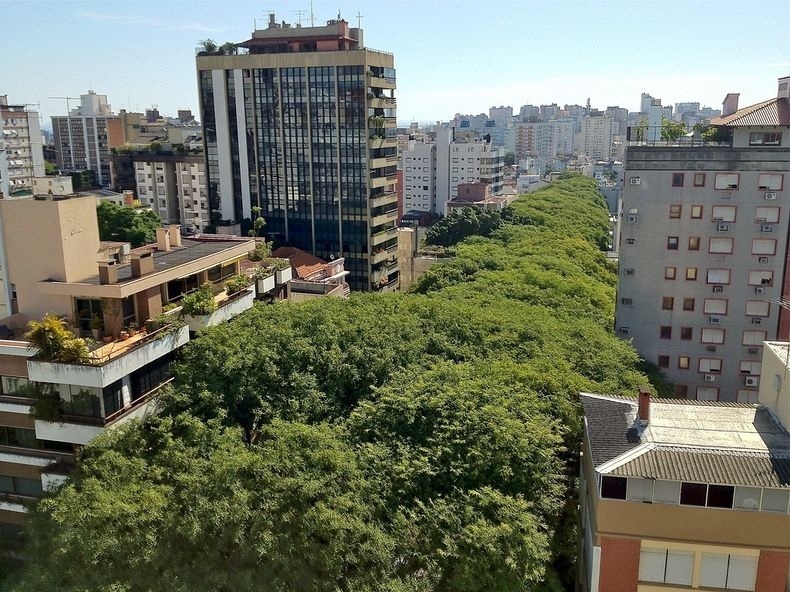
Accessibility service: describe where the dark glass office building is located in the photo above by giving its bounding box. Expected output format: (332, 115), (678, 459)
(196, 15), (398, 291)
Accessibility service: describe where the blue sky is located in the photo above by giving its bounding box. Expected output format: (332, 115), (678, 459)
(2, 0), (789, 125)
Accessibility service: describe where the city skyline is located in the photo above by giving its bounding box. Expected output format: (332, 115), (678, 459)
(2, 0), (789, 124)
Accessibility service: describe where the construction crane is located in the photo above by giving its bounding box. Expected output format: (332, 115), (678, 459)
(48, 96), (79, 170)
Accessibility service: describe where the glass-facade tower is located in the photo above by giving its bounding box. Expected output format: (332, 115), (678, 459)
(197, 17), (399, 291)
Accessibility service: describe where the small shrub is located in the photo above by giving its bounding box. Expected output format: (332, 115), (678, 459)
(224, 274), (252, 295)
(181, 284), (218, 316)
(248, 241), (271, 262)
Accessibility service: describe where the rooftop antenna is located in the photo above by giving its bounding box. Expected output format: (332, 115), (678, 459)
(356, 11), (363, 28)
(309, 0), (315, 26)
(294, 9), (305, 26)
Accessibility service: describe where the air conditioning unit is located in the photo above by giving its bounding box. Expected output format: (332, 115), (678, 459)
(745, 376), (759, 387)
(748, 347), (759, 354)
(629, 177), (641, 185)
(758, 256), (769, 263)
(625, 238), (636, 245)
(764, 192), (777, 200)
(761, 224), (774, 233)
(752, 318), (763, 326)
(712, 285), (724, 293)
(709, 316), (721, 324)
(704, 374), (715, 382)
(706, 345), (717, 353)
(755, 287), (766, 295)
(626, 215), (639, 223)
(717, 223), (729, 232)
(619, 327), (631, 335)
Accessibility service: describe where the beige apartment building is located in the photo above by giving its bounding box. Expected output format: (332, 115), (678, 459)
(0, 193), (297, 541)
(616, 76), (790, 402)
(133, 155), (208, 231)
(0, 95), (45, 197)
(579, 386), (789, 592)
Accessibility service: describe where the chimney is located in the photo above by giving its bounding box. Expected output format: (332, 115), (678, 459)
(156, 227), (171, 251)
(778, 76), (790, 100)
(98, 260), (118, 285)
(168, 224), (182, 247)
(722, 93), (740, 117)
(638, 385), (651, 424)
(130, 251), (155, 277)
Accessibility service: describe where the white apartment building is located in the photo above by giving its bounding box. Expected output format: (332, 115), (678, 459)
(580, 115), (614, 160)
(402, 128), (504, 215)
(134, 155), (207, 232)
(0, 96), (44, 196)
(616, 76), (790, 402)
(51, 91), (121, 187)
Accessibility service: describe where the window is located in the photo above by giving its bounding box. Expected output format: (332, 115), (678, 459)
(690, 205), (703, 218)
(672, 173), (685, 187)
(658, 355), (670, 368)
(660, 326), (672, 339)
(737, 389), (760, 404)
(699, 358), (722, 373)
(700, 554), (757, 591)
(715, 173), (739, 189)
(600, 475), (627, 499)
(704, 299), (728, 314)
(678, 356), (690, 369)
(707, 269), (731, 284)
(693, 173), (706, 187)
(761, 489), (790, 512)
(680, 482), (707, 505)
(669, 204), (682, 218)
(739, 360), (761, 375)
(749, 131), (782, 146)
(709, 237), (734, 253)
(654, 480), (680, 503)
(745, 300), (769, 316)
(620, 298), (633, 305)
(754, 206), (780, 223)
(748, 270), (773, 286)
(680, 327), (693, 340)
(685, 267), (697, 280)
(0, 475), (43, 498)
(712, 205), (737, 222)
(757, 173), (783, 190)
(697, 386), (719, 401)
(667, 236), (679, 250)
(665, 267), (677, 280)
(688, 236), (700, 250)
(662, 297), (674, 310)
(674, 384), (688, 397)
(682, 298), (695, 311)
(639, 548), (694, 586)
(701, 328), (724, 343)
(752, 239), (777, 255)
(742, 330), (766, 346)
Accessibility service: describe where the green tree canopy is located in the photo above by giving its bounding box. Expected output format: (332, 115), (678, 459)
(96, 200), (161, 247)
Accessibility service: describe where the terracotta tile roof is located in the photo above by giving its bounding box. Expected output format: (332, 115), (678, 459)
(710, 97), (790, 127)
(610, 447), (790, 488)
(271, 247), (325, 279)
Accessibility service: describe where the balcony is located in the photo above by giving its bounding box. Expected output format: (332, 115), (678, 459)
(371, 209), (398, 227)
(368, 75), (396, 90)
(184, 288), (254, 333)
(369, 175), (392, 189)
(27, 323), (190, 389)
(371, 227), (398, 246)
(370, 192), (397, 209)
(371, 244), (397, 265)
(370, 156), (399, 169)
(369, 136), (397, 150)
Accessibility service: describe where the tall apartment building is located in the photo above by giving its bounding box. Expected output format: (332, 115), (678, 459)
(0, 95), (44, 196)
(512, 121), (556, 161)
(616, 76), (790, 402)
(580, 115), (614, 160)
(51, 91), (123, 187)
(133, 155), (208, 232)
(196, 14), (398, 291)
(402, 128), (504, 215)
(488, 105), (513, 125)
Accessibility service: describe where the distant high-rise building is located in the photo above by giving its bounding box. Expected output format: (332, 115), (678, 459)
(580, 115), (614, 160)
(519, 104), (540, 122)
(488, 105), (513, 125)
(51, 91), (123, 187)
(605, 106), (629, 136)
(197, 14), (398, 291)
(616, 76), (790, 402)
(0, 95), (44, 196)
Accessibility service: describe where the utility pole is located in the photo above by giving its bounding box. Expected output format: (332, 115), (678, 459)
(48, 96), (79, 170)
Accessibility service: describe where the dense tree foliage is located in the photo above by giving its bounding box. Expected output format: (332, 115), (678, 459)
(425, 207), (504, 247)
(14, 178), (652, 591)
(96, 201), (161, 247)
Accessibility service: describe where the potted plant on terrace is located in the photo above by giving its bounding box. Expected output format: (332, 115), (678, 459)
(181, 283), (218, 316)
(224, 274), (252, 296)
(25, 314), (91, 364)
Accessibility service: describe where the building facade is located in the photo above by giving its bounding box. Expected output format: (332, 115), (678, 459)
(51, 91), (123, 188)
(196, 15), (398, 292)
(0, 95), (44, 196)
(579, 388), (790, 592)
(580, 115), (614, 160)
(616, 77), (790, 402)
